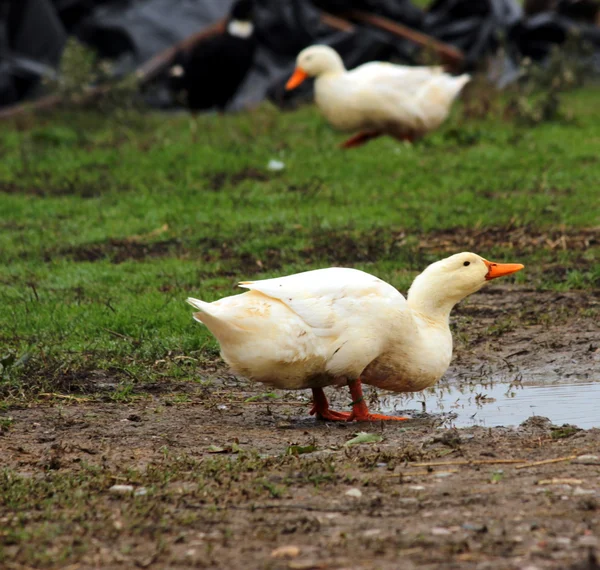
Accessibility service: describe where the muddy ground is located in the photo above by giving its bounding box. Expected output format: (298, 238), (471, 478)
(1, 286), (599, 570)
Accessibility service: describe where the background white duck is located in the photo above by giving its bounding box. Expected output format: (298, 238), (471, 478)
(285, 45), (470, 149)
(187, 253), (523, 422)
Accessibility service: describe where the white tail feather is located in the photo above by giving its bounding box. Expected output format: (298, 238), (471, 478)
(186, 297), (243, 340)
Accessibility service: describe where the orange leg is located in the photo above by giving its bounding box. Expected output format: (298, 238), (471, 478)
(340, 131), (382, 149)
(310, 388), (351, 421)
(347, 378), (409, 422)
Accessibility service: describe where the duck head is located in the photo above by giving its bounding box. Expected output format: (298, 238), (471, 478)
(228, 0), (254, 38)
(286, 45), (345, 90)
(407, 252), (524, 322)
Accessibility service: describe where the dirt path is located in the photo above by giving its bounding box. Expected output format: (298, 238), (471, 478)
(1, 287), (599, 569)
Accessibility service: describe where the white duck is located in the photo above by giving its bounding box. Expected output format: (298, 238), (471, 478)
(187, 253), (523, 422)
(285, 45), (470, 148)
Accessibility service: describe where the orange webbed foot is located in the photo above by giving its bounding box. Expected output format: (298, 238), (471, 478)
(348, 411), (409, 422)
(346, 378), (410, 422)
(310, 388), (352, 421)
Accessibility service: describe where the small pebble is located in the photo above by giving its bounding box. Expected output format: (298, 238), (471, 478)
(573, 454), (600, 465)
(109, 484), (134, 495)
(134, 487), (148, 496)
(434, 472), (453, 479)
(271, 545), (300, 559)
(288, 561), (322, 570)
(398, 498), (419, 506)
(408, 485), (425, 491)
(345, 488), (362, 498)
(577, 535), (599, 547)
(267, 159), (285, 171)
(363, 529), (382, 537)
(462, 522), (487, 533)
(431, 527), (452, 536)
(573, 487), (596, 496)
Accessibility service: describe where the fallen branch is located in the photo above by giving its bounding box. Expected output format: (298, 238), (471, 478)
(515, 455), (578, 470)
(345, 10), (464, 70)
(411, 459), (526, 467)
(184, 501), (355, 513)
(537, 478), (583, 485)
(320, 12), (355, 33)
(101, 327), (140, 344)
(136, 19), (226, 84)
(0, 84), (112, 121)
(385, 469), (459, 477)
(0, 19), (226, 121)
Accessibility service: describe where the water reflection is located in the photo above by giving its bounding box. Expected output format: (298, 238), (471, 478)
(380, 380), (600, 429)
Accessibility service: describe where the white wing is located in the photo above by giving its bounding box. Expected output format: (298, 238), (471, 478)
(342, 63), (469, 131)
(348, 62), (445, 97)
(239, 267), (405, 335)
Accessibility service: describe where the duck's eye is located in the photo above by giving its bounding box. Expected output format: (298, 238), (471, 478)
(463, 261), (470, 266)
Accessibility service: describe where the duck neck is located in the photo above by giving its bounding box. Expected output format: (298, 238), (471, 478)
(317, 56), (346, 81)
(407, 282), (459, 326)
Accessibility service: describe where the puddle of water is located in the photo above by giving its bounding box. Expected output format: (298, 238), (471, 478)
(381, 381), (600, 429)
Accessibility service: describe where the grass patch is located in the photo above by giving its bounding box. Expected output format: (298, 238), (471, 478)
(0, 87), (599, 397)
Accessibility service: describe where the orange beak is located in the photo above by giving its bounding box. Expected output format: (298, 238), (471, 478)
(484, 260), (524, 281)
(285, 67), (309, 90)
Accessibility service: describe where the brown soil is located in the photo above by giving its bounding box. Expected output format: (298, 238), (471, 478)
(1, 288), (599, 569)
(0, 176), (109, 199)
(450, 287), (600, 384)
(31, 227), (599, 281)
(413, 226), (599, 254)
(50, 237), (186, 263)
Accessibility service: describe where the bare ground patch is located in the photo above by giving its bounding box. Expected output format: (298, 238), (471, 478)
(450, 287), (600, 384)
(32, 226), (599, 275)
(48, 237), (186, 263)
(413, 226), (599, 254)
(0, 172), (113, 199)
(1, 399), (599, 569)
(0, 287), (599, 569)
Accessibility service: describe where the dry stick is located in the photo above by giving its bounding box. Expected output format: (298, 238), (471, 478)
(185, 501), (355, 513)
(135, 19), (226, 84)
(385, 469), (459, 477)
(411, 459), (526, 467)
(345, 10), (465, 70)
(0, 83), (113, 121)
(320, 12), (356, 33)
(515, 455), (578, 469)
(0, 19), (226, 121)
(38, 392), (89, 402)
(100, 327), (141, 347)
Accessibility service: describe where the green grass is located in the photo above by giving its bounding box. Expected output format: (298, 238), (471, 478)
(1, 87), (599, 395)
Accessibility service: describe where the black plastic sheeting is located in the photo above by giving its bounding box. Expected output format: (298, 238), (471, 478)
(0, 0), (66, 106)
(1, 0), (599, 110)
